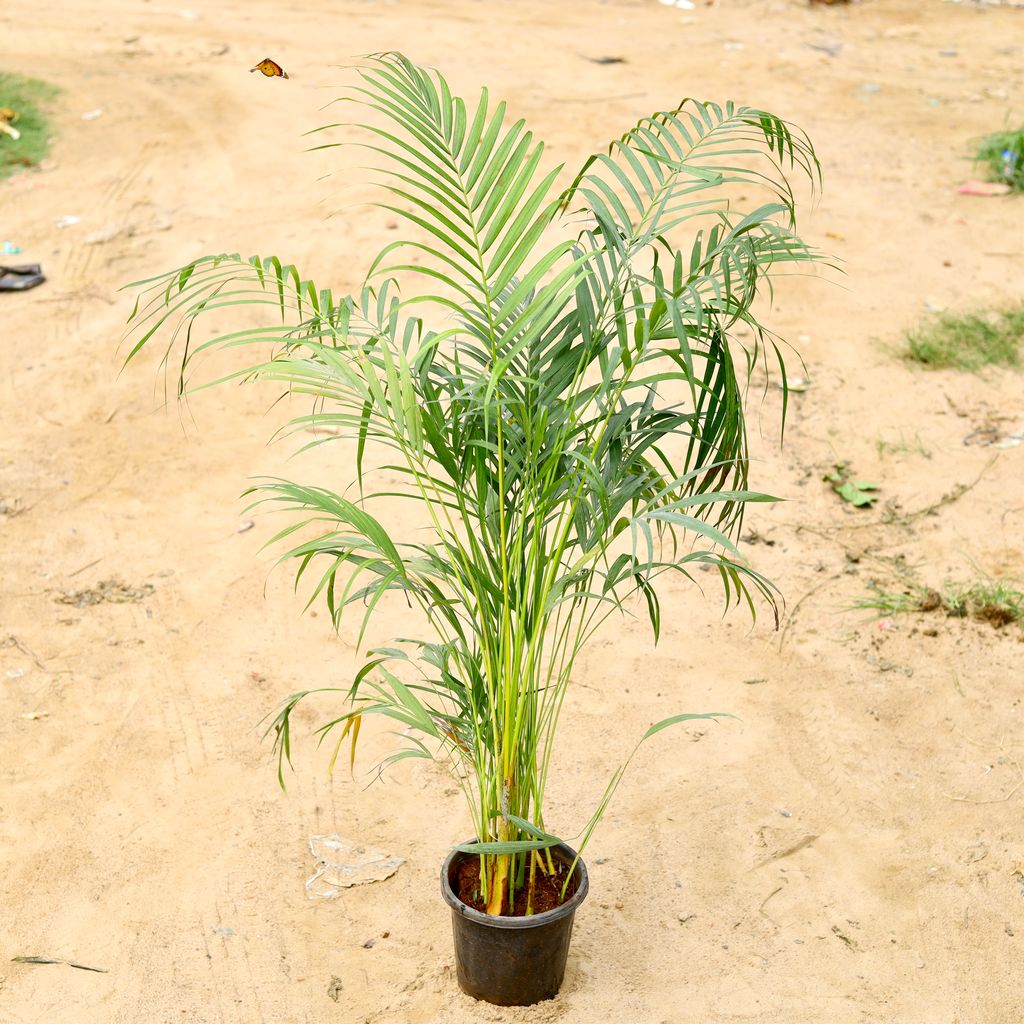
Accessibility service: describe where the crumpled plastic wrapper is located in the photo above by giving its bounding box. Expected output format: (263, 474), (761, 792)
(305, 834), (404, 899)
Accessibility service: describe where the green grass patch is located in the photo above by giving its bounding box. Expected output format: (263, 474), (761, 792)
(858, 579), (1024, 629)
(974, 126), (1024, 192)
(905, 305), (1024, 370)
(946, 581), (1024, 628)
(0, 71), (59, 180)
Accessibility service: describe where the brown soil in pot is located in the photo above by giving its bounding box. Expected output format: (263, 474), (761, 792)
(456, 855), (578, 916)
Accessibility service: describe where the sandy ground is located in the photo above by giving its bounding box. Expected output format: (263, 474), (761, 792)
(3, 0), (1024, 1021)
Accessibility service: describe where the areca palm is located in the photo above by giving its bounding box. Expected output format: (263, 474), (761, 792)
(125, 53), (822, 916)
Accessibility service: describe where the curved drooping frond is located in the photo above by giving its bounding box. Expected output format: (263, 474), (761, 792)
(124, 54), (824, 914)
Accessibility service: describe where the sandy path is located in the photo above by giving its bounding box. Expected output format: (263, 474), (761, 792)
(3, 1), (1024, 1021)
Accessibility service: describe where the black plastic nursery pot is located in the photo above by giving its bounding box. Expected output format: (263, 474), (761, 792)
(440, 840), (590, 1006)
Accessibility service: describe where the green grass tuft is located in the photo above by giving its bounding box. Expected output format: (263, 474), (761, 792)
(857, 579), (1024, 629)
(974, 126), (1024, 192)
(0, 71), (59, 180)
(855, 589), (926, 616)
(905, 305), (1024, 370)
(950, 581), (1024, 628)
(875, 432), (931, 459)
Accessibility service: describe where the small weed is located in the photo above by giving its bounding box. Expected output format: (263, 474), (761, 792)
(952, 581), (1024, 628)
(973, 126), (1024, 192)
(824, 463), (879, 508)
(875, 432), (931, 459)
(0, 71), (58, 179)
(858, 578), (1024, 630)
(856, 587), (933, 616)
(906, 305), (1024, 371)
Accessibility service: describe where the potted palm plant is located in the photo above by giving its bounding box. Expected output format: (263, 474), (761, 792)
(124, 53), (821, 1005)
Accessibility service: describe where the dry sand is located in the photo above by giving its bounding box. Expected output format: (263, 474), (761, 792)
(3, 1), (1024, 1020)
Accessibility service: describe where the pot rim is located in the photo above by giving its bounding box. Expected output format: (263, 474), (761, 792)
(440, 839), (589, 930)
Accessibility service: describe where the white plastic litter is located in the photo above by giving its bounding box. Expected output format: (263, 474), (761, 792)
(305, 834), (404, 899)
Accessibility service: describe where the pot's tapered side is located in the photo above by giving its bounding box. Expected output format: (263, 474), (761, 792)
(440, 841), (590, 1006)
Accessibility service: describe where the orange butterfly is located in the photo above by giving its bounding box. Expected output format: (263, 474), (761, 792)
(250, 57), (288, 79)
